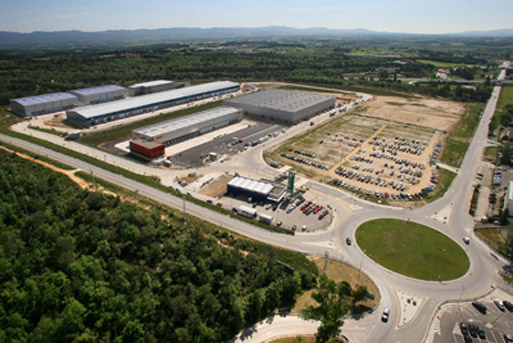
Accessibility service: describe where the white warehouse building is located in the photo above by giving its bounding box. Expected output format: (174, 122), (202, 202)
(133, 106), (243, 146)
(224, 88), (335, 124)
(65, 81), (240, 128)
(10, 92), (78, 117)
(128, 80), (186, 96)
(69, 85), (126, 105)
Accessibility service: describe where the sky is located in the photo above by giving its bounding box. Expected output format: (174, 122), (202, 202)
(1, 0), (512, 34)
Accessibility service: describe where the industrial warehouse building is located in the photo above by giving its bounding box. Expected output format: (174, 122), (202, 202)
(224, 89), (335, 124)
(132, 106), (242, 147)
(129, 139), (165, 160)
(10, 92), (78, 117)
(128, 80), (186, 96)
(65, 81), (240, 128)
(69, 85), (126, 105)
(227, 176), (287, 202)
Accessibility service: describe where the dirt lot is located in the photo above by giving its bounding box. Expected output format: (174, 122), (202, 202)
(293, 256), (380, 313)
(199, 174), (233, 197)
(360, 96), (465, 131)
(266, 95), (465, 206)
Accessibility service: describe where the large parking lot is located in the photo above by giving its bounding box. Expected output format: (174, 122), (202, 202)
(433, 291), (513, 343)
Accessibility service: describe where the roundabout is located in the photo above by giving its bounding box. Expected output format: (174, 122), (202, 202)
(355, 219), (469, 281)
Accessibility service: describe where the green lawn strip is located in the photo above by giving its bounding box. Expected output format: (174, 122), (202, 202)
(356, 219), (469, 281)
(0, 128), (293, 235)
(78, 100), (223, 146)
(28, 125), (62, 136)
(441, 102), (484, 167)
(0, 140), (75, 170)
(474, 227), (511, 258)
(416, 60), (468, 68)
(484, 147), (498, 160)
(280, 83), (416, 98)
(489, 85), (513, 137)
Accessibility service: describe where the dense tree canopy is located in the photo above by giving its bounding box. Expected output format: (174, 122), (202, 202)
(0, 149), (317, 342)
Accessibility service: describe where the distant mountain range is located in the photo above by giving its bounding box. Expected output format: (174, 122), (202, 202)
(0, 26), (512, 48)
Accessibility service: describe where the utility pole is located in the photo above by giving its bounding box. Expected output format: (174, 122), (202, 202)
(90, 170), (96, 191)
(182, 194), (186, 223)
(323, 251), (329, 275)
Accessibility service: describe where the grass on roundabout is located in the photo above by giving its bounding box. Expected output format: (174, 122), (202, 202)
(355, 219), (469, 281)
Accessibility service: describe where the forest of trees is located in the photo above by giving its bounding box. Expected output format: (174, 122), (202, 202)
(0, 45), (432, 105)
(0, 149), (318, 342)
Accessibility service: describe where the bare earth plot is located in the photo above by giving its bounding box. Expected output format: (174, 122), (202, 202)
(266, 95), (465, 206)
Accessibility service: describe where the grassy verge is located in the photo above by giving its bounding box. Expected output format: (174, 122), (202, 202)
(0, 141), (75, 170)
(484, 146), (498, 161)
(426, 169), (457, 202)
(2, 129), (294, 235)
(475, 227), (511, 258)
(489, 85), (513, 138)
(441, 102), (484, 167)
(280, 82), (416, 98)
(416, 59), (467, 68)
(79, 100), (223, 146)
(356, 219), (469, 281)
(28, 125), (62, 136)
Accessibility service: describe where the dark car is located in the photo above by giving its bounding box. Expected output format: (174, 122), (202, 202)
(468, 323), (477, 338)
(464, 334), (472, 343)
(472, 301), (487, 314)
(478, 327), (486, 340)
(503, 300), (513, 312)
(346, 238), (352, 245)
(460, 322), (469, 336)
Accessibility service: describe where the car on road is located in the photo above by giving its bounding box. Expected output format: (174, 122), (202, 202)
(460, 322), (469, 336)
(381, 308), (390, 322)
(463, 236), (470, 244)
(346, 238), (352, 245)
(472, 301), (487, 314)
(494, 299), (506, 311)
(503, 300), (513, 311)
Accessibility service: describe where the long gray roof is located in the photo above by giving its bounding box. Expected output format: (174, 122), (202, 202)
(129, 80), (174, 88)
(69, 81), (239, 119)
(69, 85), (126, 96)
(226, 89), (334, 113)
(134, 106), (241, 138)
(12, 92), (77, 106)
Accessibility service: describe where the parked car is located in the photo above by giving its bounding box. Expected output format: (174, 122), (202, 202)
(471, 301), (487, 314)
(468, 323), (478, 338)
(494, 299), (506, 311)
(460, 322), (469, 336)
(503, 300), (513, 312)
(505, 334), (513, 343)
(478, 327), (486, 340)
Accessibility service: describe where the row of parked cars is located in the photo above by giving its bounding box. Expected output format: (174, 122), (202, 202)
(463, 299), (513, 342)
(281, 153), (329, 170)
(299, 201), (329, 220)
(371, 136), (426, 157)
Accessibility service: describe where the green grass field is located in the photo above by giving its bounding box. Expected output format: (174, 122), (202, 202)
(79, 100), (222, 146)
(441, 102), (484, 167)
(416, 59), (467, 68)
(356, 219), (469, 281)
(496, 85), (513, 111)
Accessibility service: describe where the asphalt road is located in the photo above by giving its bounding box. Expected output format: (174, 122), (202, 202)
(1, 75), (512, 343)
